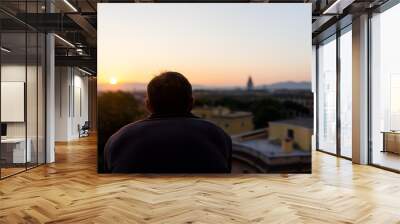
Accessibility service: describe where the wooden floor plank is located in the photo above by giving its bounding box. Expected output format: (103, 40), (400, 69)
(0, 136), (400, 223)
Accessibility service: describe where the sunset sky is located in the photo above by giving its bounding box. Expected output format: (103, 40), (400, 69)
(98, 3), (311, 88)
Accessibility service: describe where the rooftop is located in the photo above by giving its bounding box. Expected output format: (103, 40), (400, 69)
(269, 118), (313, 129)
(232, 129), (311, 167)
(234, 137), (310, 159)
(214, 111), (253, 118)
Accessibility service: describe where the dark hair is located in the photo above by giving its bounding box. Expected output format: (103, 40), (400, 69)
(147, 71), (193, 114)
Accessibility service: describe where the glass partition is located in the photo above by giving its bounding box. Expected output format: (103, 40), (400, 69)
(0, 3), (46, 179)
(1, 31), (28, 177)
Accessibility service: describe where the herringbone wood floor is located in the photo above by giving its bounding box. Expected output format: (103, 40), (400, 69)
(1, 136), (400, 224)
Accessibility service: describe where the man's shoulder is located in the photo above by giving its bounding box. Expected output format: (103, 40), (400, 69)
(151, 116), (223, 129)
(117, 116), (227, 136)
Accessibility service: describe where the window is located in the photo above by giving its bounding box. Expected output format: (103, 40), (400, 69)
(370, 4), (400, 171)
(339, 27), (352, 158)
(316, 25), (353, 159)
(287, 129), (294, 139)
(317, 35), (337, 154)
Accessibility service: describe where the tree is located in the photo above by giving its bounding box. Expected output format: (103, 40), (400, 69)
(250, 98), (287, 128)
(282, 101), (310, 117)
(97, 91), (146, 172)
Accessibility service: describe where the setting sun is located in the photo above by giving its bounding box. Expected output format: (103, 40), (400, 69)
(110, 77), (118, 85)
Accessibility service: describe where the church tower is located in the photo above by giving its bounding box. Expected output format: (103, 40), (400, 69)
(247, 76), (254, 91)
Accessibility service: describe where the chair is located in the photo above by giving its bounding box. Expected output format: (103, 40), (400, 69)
(79, 121), (90, 138)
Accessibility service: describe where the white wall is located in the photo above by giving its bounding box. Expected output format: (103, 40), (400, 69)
(55, 67), (89, 141)
(1, 65), (36, 138)
(55, 66), (70, 141)
(1, 63), (46, 164)
(1, 65), (25, 134)
(1, 65), (26, 142)
(72, 73), (89, 138)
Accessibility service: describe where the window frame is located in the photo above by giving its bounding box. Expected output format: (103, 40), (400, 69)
(315, 23), (353, 160)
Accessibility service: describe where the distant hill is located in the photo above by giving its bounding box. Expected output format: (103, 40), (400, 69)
(259, 81), (311, 91)
(98, 82), (234, 92)
(98, 82), (147, 92)
(98, 81), (311, 92)
(98, 82), (240, 92)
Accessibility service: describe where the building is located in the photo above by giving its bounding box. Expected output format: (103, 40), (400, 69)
(247, 76), (254, 91)
(268, 118), (313, 151)
(231, 119), (312, 173)
(192, 106), (254, 135)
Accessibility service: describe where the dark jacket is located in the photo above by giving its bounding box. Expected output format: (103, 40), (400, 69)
(104, 113), (232, 173)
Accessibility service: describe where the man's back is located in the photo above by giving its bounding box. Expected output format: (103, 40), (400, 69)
(104, 114), (232, 173)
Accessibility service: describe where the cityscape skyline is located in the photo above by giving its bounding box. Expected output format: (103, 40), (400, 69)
(98, 78), (312, 92)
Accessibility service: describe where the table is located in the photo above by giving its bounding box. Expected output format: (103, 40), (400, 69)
(1, 138), (31, 163)
(381, 131), (400, 154)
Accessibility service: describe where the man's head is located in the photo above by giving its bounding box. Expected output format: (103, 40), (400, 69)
(146, 71), (193, 114)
